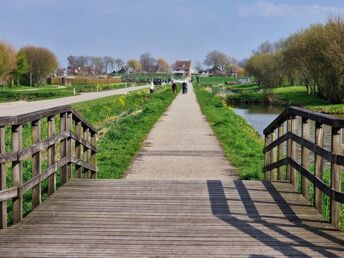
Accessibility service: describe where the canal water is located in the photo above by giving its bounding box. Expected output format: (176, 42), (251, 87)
(232, 104), (284, 137)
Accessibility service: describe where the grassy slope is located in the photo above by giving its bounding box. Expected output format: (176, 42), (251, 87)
(194, 85), (264, 180)
(74, 86), (177, 178)
(226, 84), (344, 113)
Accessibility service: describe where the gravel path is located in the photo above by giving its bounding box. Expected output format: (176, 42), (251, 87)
(125, 84), (236, 180)
(0, 84), (149, 116)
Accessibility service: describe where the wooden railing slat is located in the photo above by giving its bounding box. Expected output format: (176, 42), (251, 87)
(47, 116), (56, 196)
(314, 122), (324, 213)
(270, 132), (276, 180)
(264, 134), (270, 180)
(331, 127), (341, 228)
(277, 125), (284, 180)
(60, 113), (68, 185)
(0, 126), (6, 229)
(32, 119), (41, 209)
(301, 118), (310, 202)
(12, 124), (23, 224)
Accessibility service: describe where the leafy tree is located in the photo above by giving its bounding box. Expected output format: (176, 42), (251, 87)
(157, 58), (170, 73)
(0, 41), (17, 85)
(21, 46), (58, 86)
(11, 50), (29, 86)
(127, 59), (142, 72)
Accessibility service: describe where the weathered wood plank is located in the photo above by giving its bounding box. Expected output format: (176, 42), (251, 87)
(301, 118), (310, 202)
(12, 124), (23, 224)
(32, 119), (41, 209)
(314, 122), (324, 213)
(47, 115), (56, 196)
(0, 126), (6, 229)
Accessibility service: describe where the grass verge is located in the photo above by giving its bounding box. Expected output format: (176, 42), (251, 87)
(194, 84), (264, 180)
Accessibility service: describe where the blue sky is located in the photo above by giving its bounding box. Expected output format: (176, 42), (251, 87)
(1, 0), (344, 67)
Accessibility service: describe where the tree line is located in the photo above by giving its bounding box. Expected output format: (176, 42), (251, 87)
(67, 53), (171, 74)
(245, 16), (344, 103)
(0, 41), (58, 86)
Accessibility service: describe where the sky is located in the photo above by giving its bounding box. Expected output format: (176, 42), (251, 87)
(1, 0), (344, 67)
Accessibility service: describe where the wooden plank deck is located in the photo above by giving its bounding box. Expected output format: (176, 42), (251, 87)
(0, 179), (343, 257)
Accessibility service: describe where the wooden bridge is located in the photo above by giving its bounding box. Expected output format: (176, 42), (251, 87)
(0, 105), (344, 257)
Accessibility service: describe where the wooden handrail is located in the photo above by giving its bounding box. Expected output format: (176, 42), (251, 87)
(0, 105), (98, 229)
(263, 106), (343, 229)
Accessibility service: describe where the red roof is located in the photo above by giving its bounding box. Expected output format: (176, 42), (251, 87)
(175, 60), (191, 71)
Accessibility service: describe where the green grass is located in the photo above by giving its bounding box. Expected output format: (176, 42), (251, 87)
(74, 86), (177, 178)
(197, 76), (237, 85)
(225, 84), (344, 114)
(194, 84), (264, 180)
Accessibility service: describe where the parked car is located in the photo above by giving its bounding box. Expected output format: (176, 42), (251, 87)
(153, 79), (162, 85)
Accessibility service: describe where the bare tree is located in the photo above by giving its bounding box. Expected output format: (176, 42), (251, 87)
(103, 56), (115, 73)
(140, 53), (157, 72)
(114, 58), (124, 72)
(127, 59), (142, 72)
(204, 50), (231, 71)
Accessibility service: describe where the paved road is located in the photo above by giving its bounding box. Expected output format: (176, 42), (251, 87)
(0, 84), (149, 116)
(126, 84), (236, 180)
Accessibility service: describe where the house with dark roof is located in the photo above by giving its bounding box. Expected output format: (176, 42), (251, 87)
(173, 60), (192, 77)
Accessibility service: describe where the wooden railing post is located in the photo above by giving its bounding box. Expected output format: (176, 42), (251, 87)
(301, 118), (310, 202)
(330, 127), (341, 228)
(314, 122), (324, 213)
(84, 128), (90, 178)
(287, 115), (297, 187)
(47, 116), (56, 196)
(75, 121), (82, 178)
(0, 126), (6, 229)
(91, 132), (97, 179)
(277, 124), (284, 180)
(66, 112), (72, 180)
(32, 119), (41, 209)
(12, 124), (23, 224)
(264, 134), (270, 180)
(60, 112), (68, 184)
(270, 131), (276, 181)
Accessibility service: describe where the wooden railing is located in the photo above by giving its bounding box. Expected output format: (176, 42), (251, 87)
(0, 106), (97, 229)
(263, 106), (344, 228)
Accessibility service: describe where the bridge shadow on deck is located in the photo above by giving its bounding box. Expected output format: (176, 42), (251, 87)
(207, 180), (344, 257)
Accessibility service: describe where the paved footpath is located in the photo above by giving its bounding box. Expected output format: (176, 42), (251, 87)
(126, 84), (236, 180)
(0, 84), (149, 116)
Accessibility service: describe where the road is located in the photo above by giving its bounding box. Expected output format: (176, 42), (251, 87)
(0, 84), (149, 116)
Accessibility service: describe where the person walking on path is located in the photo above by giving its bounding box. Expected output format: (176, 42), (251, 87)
(149, 81), (155, 94)
(171, 82), (177, 93)
(182, 81), (188, 94)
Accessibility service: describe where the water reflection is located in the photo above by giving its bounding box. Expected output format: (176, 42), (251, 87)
(232, 104), (285, 137)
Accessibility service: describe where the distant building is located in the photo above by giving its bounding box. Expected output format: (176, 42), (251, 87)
(173, 60), (192, 77)
(67, 66), (95, 77)
(208, 66), (225, 76)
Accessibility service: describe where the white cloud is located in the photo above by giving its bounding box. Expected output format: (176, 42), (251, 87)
(237, 1), (344, 18)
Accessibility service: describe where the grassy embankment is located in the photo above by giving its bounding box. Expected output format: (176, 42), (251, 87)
(194, 84), (264, 180)
(0, 82), (140, 103)
(5, 85), (177, 224)
(223, 83), (344, 114)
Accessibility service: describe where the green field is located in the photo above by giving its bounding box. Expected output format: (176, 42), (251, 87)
(122, 73), (181, 82)
(197, 76), (238, 85)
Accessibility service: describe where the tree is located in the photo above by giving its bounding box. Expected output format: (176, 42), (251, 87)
(0, 41), (17, 85)
(127, 59), (142, 72)
(204, 50), (231, 71)
(103, 56), (115, 73)
(114, 58), (124, 72)
(21, 46), (58, 86)
(11, 50), (29, 86)
(90, 56), (104, 75)
(140, 53), (157, 72)
(157, 58), (170, 73)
